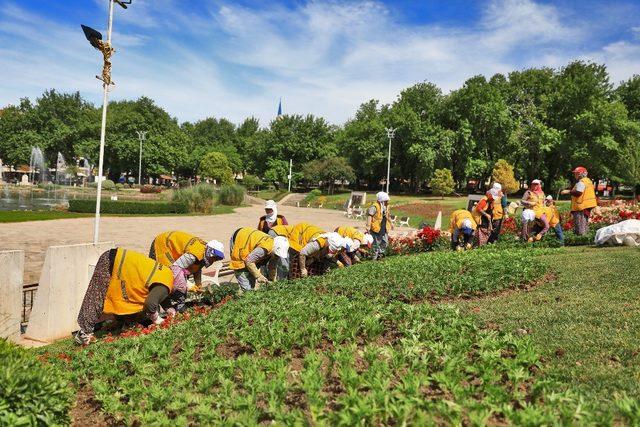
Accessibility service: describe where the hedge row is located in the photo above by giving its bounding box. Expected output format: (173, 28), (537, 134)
(68, 199), (189, 214)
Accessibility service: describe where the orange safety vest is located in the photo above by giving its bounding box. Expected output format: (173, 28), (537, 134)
(571, 177), (597, 212)
(369, 202), (390, 233)
(258, 215), (286, 233)
(289, 223), (327, 252)
(229, 228), (274, 270)
(525, 191), (546, 217)
(103, 248), (174, 315)
(492, 197), (505, 220)
(543, 205), (560, 227)
(334, 226), (365, 243)
(471, 196), (492, 225)
(153, 231), (207, 274)
(449, 209), (477, 233)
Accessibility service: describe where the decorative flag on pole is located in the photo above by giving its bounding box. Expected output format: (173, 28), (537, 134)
(277, 98), (283, 118)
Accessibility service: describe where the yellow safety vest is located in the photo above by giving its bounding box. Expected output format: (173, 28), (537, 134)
(492, 197), (504, 220)
(229, 228), (274, 270)
(153, 231), (207, 273)
(289, 223), (326, 252)
(571, 178), (597, 211)
(369, 202), (390, 233)
(525, 191), (546, 217)
(103, 248), (174, 315)
(545, 206), (561, 228)
(471, 196), (491, 225)
(334, 226), (365, 243)
(270, 225), (295, 240)
(449, 209), (477, 233)
(258, 215), (286, 233)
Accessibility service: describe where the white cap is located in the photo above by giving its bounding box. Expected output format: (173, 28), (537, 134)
(205, 240), (225, 265)
(265, 200), (277, 210)
(492, 182), (502, 191)
(343, 237), (355, 253)
(531, 179), (541, 185)
(363, 233), (374, 247)
(522, 209), (536, 222)
(376, 191), (390, 202)
(272, 236), (289, 258)
(461, 219), (473, 229)
(489, 188), (501, 199)
(324, 232), (346, 252)
(546, 195), (553, 201)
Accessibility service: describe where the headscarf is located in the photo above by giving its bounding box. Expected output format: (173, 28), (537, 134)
(350, 238), (361, 252)
(204, 240), (225, 267)
(320, 232), (346, 253)
(492, 182), (502, 192)
(170, 265), (189, 294)
(488, 188), (500, 200)
(264, 200), (278, 224)
(522, 209), (536, 222)
(376, 191), (390, 203)
(272, 236), (290, 258)
(461, 219), (474, 236)
(530, 179), (544, 196)
(343, 237), (355, 253)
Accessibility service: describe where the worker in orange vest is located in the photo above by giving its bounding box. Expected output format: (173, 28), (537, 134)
(561, 166), (598, 235)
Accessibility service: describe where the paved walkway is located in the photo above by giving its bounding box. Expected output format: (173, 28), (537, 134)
(2, 205), (373, 283)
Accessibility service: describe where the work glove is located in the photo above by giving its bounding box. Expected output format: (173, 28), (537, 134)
(166, 307), (177, 317)
(300, 268), (308, 278)
(267, 265), (278, 282)
(149, 311), (164, 325)
(465, 243), (473, 250)
(535, 234), (543, 241)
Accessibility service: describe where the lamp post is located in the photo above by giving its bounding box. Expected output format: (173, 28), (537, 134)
(136, 131), (147, 186)
(385, 127), (396, 193)
(82, 0), (132, 245)
(287, 158), (292, 192)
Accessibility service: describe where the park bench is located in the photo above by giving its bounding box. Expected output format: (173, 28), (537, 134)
(398, 216), (411, 227)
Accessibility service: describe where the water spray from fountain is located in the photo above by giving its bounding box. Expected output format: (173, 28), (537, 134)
(56, 152), (67, 185)
(29, 147), (47, 185)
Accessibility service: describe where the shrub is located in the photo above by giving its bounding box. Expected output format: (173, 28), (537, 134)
(431, 168), (455, 198)
(219, 184), (245, 206)
(0, 339), (73, 425)
(304, 189), (322, 202)
(491, 159), (520, 194)
(243, 174), (263, 191)
(68, 199), (188, 214)
(199, 152), (234, 185)
(172, 184), (217, 213)
(115, 183), (124, 191)
(140, 184), (162, 194)
(89, 179), (115, 191)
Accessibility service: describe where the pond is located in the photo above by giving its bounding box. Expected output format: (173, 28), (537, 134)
(0, 188), (70, 211)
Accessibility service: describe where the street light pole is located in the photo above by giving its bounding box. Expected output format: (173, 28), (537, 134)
(385, 127), (396, 194)
(288, 158), (292, 192)
(136, 130), (147, 186)
(93, 0), (115, 245)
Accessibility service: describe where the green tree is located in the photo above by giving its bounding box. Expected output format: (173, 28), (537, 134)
(615, 126), (640, 198)
(303, 156), (355, 194)
(242, 174), (262, 191)
(199, 152), (234, 185)
(491, 159), (519, 194)
(431, 168), (455, 199)
(616, 75), (640, 121)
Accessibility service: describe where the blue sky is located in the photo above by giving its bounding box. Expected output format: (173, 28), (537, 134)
(1, 0), (639, 125)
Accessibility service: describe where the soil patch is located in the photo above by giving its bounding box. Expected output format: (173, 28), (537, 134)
(216, 338), (254, 359)
(71, 385), (120, 427)
(394, 202), (454, 219)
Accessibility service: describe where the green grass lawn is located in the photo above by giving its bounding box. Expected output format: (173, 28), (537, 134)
(256, 189), (290, 202)
(0, 210), (92, 223)
(0, 205), (236, 223)
(456, 246), (640, 415)
(33, 245), (640, 424)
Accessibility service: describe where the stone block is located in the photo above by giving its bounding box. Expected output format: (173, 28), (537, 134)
(0, 250), (24, 342)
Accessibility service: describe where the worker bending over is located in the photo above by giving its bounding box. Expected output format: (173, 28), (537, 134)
(229, 227), (289, 291)
(449, 209), (477, 250)
(334, 225), (373, 265)
(75, 248), (186, 345)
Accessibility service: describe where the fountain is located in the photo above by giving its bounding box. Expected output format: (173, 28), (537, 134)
(56, 152), (67, 185)
(29, 147), (47, 185)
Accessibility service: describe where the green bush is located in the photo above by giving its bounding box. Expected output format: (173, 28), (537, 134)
(0, 339), (73, 425)
(304, 188), (322, 202)
(172, 184), (218, 213)
(115, 183), (124, 191)
(219, 184), (245, 206)
(68, 199), (188, 214)
(89, 179), (115, 191)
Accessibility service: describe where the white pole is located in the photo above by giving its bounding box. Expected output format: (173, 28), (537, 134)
(93, 0), (115, 245)
(136, 131), (146, 186)
(385, 128), (395, 194)
(288, 158), (292, 192)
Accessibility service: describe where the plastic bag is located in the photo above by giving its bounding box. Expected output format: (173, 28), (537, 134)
(594, 219), (640, 247)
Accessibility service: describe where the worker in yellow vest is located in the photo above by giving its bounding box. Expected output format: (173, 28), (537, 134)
(532, 196), (564, 244)
(489, 182), (508, 243)
(267, 224), (296, 279)
(149, 231), (224, 290)
(449, 209), (477, 250)
(74, 248), (185, 345)
(561, 166), (598, 235)
(334, 226), (374, 265)
(229, 227), (290, 290)
(521, 179), (545, 215)
(367, 192), (393, 260)
(471, 189), (499, 246)
(287, 223), (348, 277)
(257, 200), (288, 233)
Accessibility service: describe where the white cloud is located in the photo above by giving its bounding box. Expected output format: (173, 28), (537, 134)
(0, 0), (639, 125)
